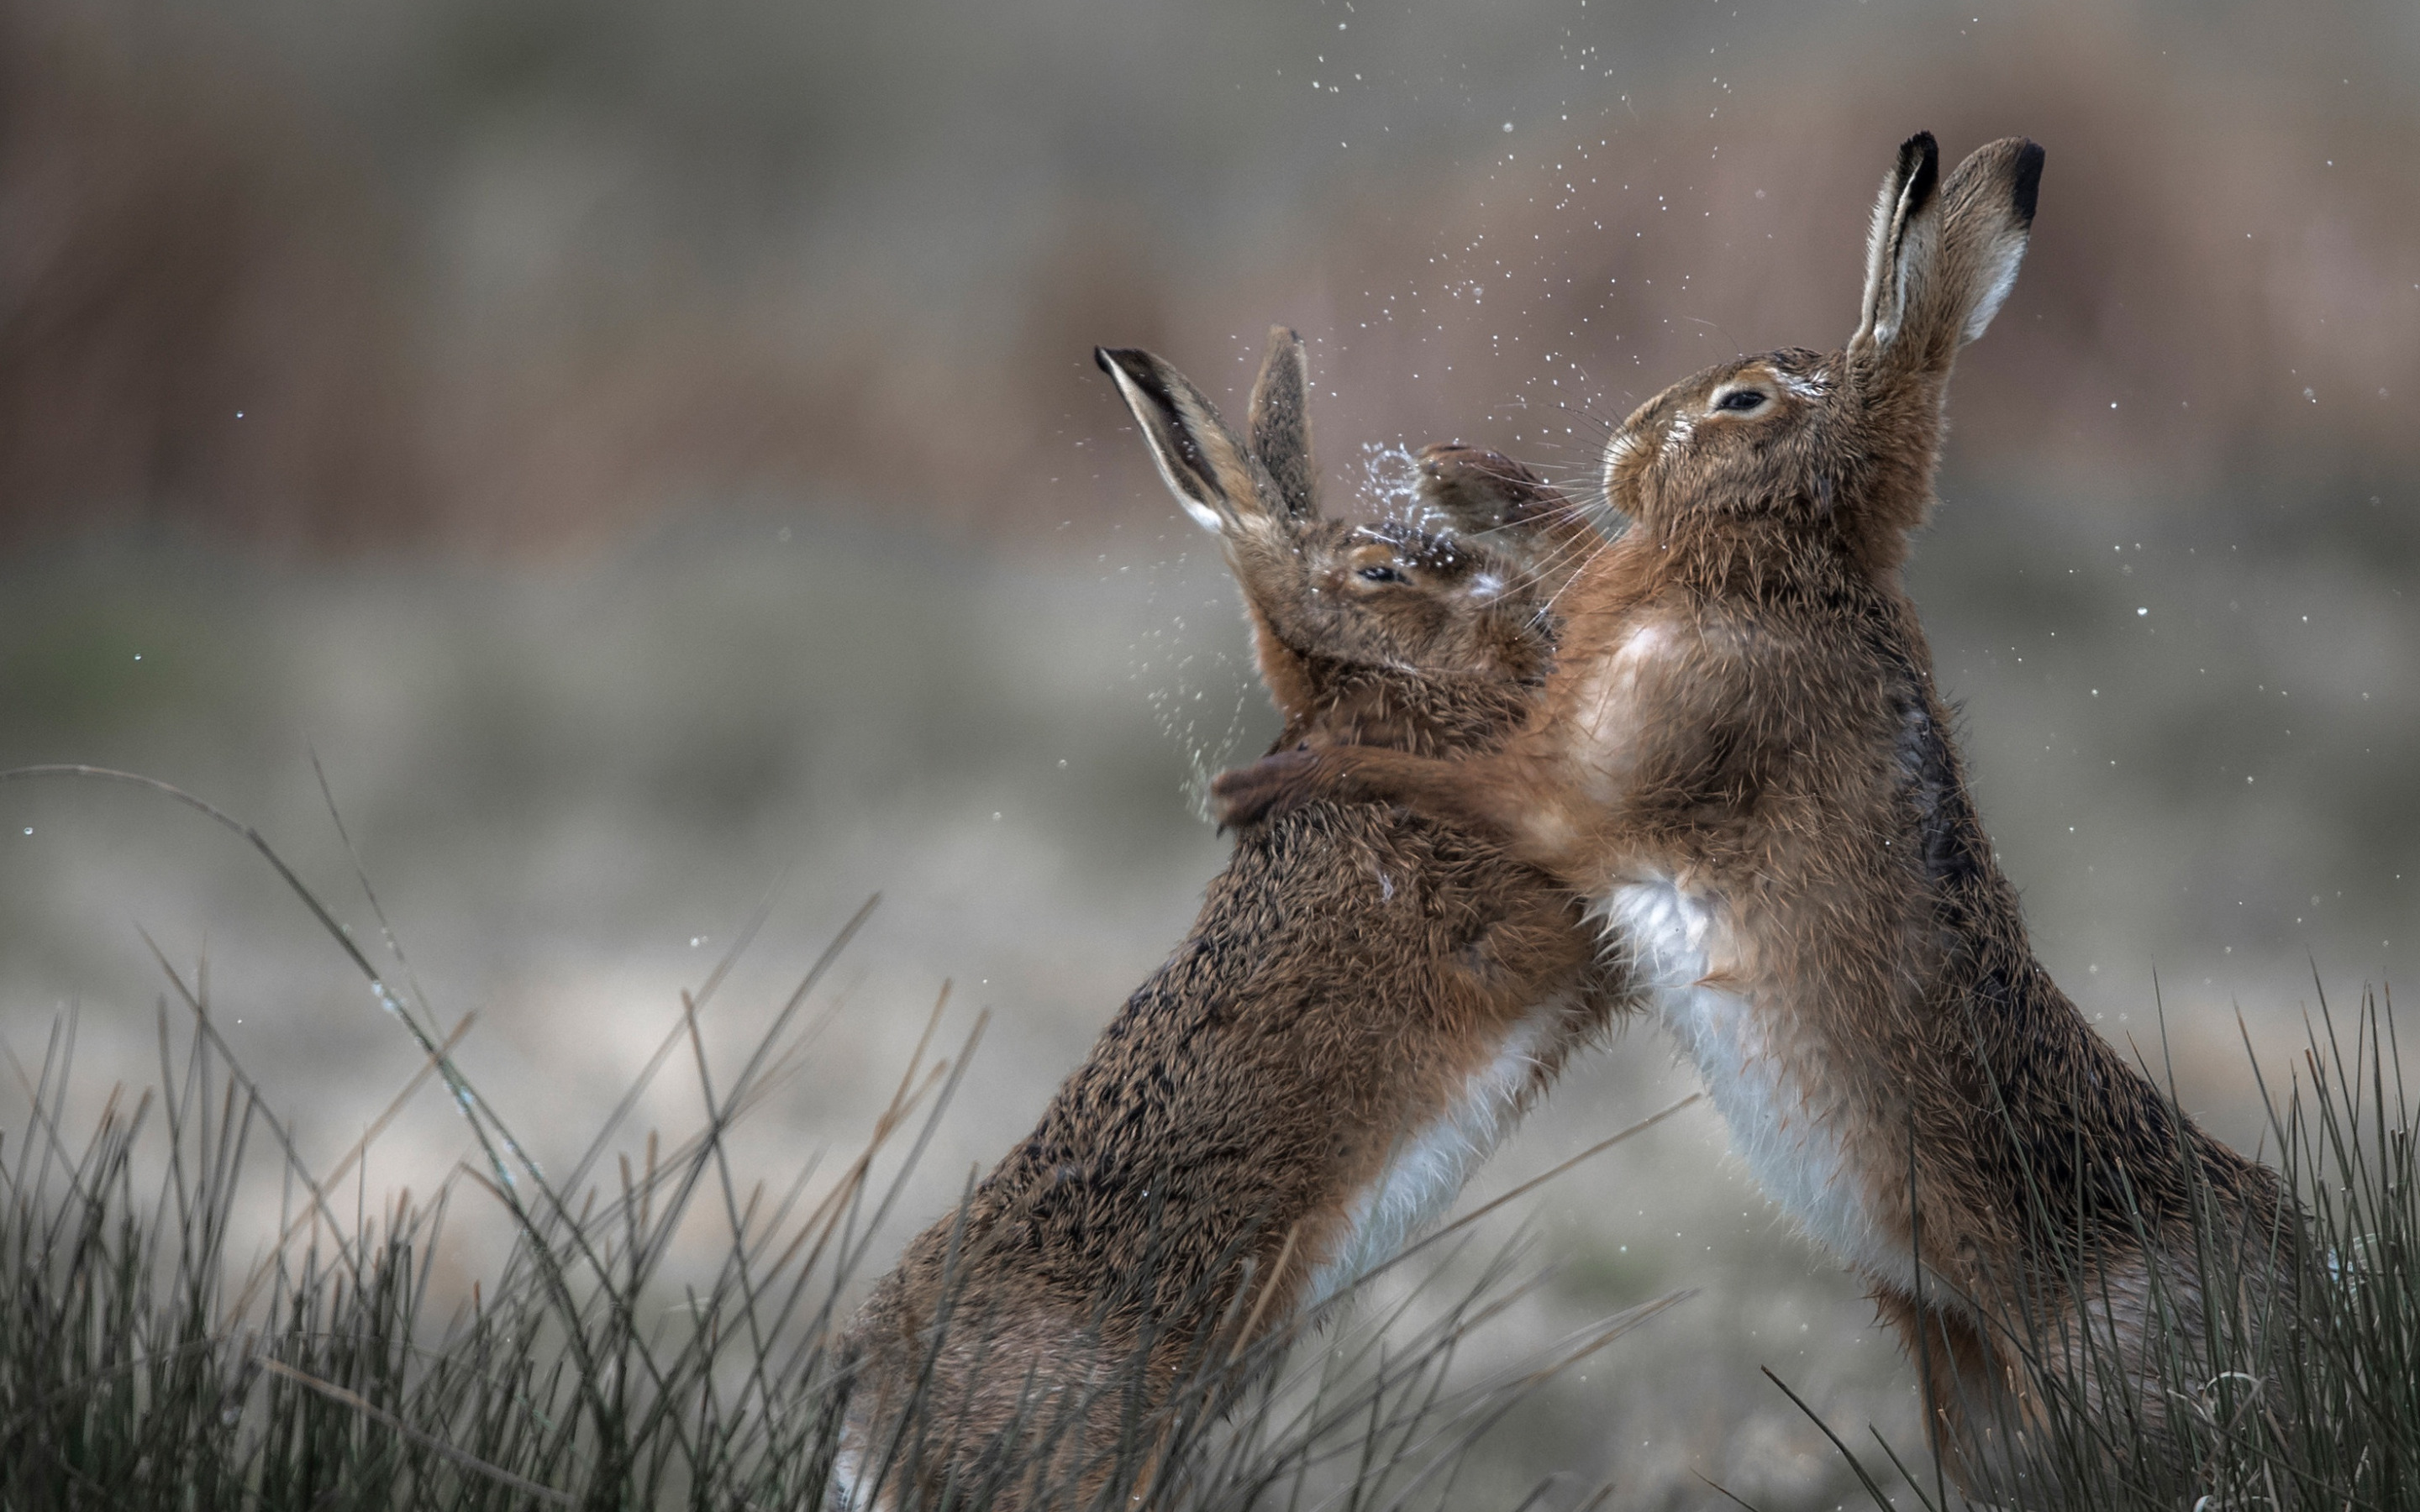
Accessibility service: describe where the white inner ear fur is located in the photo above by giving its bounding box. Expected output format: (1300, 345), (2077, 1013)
(1857, 169), (1916, 345)
(1161, 475), (1228, 536)
(1104, 364), (1229, 535)
(1856, 155), (1940, 352)
(1868, 213), (1939, 350)
(1959, 229), (2030, 344)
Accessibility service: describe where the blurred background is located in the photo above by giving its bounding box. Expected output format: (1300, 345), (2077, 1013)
(2, 0), (2415, 1504)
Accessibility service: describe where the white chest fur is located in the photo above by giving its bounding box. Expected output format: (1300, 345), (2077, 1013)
(1301, 1004), (1565, 1310)
(1599, 877), (1912, 1293)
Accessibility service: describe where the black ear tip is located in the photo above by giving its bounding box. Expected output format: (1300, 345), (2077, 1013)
(2011, 141), (2046, 225)
(1895, 130), (1941, 208)
(1097, 346), (1166, 396)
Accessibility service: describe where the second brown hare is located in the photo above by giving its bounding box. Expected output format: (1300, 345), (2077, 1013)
(1214, 136), (2294, 1476)
(827, 332), (1634, 1510)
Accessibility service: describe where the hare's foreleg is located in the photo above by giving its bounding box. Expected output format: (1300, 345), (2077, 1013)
(1212, 746), (1580, 874)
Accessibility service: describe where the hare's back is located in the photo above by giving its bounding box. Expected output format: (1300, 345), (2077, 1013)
(953, 801), (1587, 1310)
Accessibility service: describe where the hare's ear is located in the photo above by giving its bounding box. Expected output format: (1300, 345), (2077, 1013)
(1103, 343), (1315, 726)
(1849, 134), (2043, 375)
(1933, 136), (2043, 344)
(1097, 346), (1270, 537)
(1246, 327), (1318, 521)
(1848, 131), (1944, 361)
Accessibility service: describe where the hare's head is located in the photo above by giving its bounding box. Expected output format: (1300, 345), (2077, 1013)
(1097, 333), (1570, 733)
(1604, 133), (2043, 575)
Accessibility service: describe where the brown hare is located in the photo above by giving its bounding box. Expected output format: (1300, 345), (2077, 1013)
(827, 331), (1634, 1511)
(1213, 138), (2294, 1478)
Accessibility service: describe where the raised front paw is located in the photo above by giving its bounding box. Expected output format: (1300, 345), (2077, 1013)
(1210, 748), (1329, 828)
(1414, 444), (1561, 533)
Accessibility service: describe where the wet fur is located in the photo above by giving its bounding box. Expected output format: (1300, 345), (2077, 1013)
(828, 337), (1630, 1510)
(1213, 139), (2294, 1478)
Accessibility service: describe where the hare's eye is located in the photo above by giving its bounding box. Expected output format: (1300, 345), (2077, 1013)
(1715, 388), (1769, 412)
(1357, 564), (1407, 585)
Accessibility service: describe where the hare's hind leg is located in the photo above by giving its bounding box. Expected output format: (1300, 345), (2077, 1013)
(1870, 1289), (2033, 1495)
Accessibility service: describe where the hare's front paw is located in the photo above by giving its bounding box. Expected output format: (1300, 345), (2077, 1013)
(1415, 444), (1558, 528)
(1210, 748), (1328, 829)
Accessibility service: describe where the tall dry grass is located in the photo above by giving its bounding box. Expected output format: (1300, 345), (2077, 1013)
(0, 767), (1689, 1509)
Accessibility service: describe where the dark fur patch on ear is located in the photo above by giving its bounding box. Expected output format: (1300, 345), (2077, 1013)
(1099, 346), (1213, 486)
(2010, 141), (2045, 226)
(1899, 131), (1941, 217)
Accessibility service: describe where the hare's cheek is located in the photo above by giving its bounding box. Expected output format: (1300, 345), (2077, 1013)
(1655, 414), (1697, 465)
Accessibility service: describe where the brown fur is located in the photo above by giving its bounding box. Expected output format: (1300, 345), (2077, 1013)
(828, 333), (1628, 1510)
(1212, 140), (2296, 1479)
